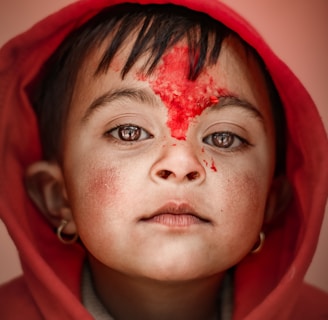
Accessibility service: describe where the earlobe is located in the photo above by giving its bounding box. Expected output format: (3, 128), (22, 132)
(25, 161), (76, 234)
(264, 175), (293, 225)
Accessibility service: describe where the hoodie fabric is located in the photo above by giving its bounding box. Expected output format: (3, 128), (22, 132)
(0, 0), (327, 319)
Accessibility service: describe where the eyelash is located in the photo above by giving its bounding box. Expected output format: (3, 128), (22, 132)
(202, 131), (251, 151)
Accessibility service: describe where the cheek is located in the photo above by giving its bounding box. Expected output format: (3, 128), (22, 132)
(69, 164), (126, 249)
(86, 167), (119, 202)
(68, 165), (121, 223)
(217, 172), (267, 258)
(220, 172), (267, 231)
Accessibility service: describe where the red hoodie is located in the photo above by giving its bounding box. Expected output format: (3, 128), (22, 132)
(0, 0), (327, 319)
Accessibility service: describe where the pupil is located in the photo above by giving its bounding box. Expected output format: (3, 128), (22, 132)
(214, 133), (232, 147)
(119, 126), (140, 141)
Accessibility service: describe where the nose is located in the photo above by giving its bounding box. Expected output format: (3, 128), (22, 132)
(151, 142), (206, 184)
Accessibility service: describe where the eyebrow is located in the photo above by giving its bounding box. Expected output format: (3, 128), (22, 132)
(81, 88), (264, 124)
(214, 96), (264, 121)
(81, 87), (158, 123)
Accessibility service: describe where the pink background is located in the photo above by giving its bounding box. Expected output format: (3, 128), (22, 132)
(0, 0), (327, 292)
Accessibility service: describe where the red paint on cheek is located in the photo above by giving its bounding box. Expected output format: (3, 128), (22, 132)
(137, 46), (228, 140)
(210, 159), (217, 172)
(202, 158), (217, 172)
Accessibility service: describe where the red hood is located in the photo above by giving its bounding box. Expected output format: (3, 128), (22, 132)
(0, 0), (327, 319)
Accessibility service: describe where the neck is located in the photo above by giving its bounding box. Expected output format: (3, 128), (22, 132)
(88, 257), (224, 320)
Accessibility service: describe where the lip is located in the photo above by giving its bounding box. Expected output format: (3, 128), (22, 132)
(140, 202), (210, 227)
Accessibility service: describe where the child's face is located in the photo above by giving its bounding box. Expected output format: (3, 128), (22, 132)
(61, 36), (276, 281)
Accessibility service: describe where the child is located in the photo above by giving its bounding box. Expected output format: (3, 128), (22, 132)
(0, 1), (327, 319)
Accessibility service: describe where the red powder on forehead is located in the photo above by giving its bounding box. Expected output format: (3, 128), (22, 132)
(137, 46), (227, 140)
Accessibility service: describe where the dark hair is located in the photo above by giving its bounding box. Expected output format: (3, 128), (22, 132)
(32, 3), (285, 174)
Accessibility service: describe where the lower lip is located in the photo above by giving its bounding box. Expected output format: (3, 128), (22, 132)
(143, 213), (204, 227)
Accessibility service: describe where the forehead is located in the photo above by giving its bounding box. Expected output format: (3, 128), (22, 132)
(73, 34), (272, 114)
(65, 33), (276, 150)
(211, 37), (272, 109)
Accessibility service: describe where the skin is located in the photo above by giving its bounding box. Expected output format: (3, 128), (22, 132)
(57, 36), (276, 319)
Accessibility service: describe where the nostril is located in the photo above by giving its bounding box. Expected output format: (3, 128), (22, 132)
(157, 170), (172, 179)
(186, 171), (200, 180)
(156, 170), (201, 181)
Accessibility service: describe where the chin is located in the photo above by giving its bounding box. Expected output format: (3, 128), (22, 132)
(136, 256), (225, 283)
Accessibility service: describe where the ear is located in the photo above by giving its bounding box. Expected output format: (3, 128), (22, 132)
(264, 175), (293, 225)
(25, 161), (76, 235)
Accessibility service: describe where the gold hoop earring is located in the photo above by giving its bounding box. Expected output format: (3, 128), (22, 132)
(57, 219), (78, 244)
(251, 232), (265, 254)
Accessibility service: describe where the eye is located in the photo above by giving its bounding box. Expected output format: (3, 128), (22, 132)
(203, 132), (248, 150)
(106, 124), (153, 142)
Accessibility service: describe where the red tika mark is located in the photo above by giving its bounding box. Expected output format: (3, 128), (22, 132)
(209, 95), (219, 104)
(137, 46), (227, 140)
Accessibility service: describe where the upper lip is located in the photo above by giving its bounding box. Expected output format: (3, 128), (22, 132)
(141, 202), (210, 223)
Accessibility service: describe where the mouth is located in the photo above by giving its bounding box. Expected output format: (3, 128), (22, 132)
(140, 202), (210, 227)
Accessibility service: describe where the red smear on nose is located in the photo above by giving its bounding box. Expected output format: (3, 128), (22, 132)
(138, 46), (228, 140)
